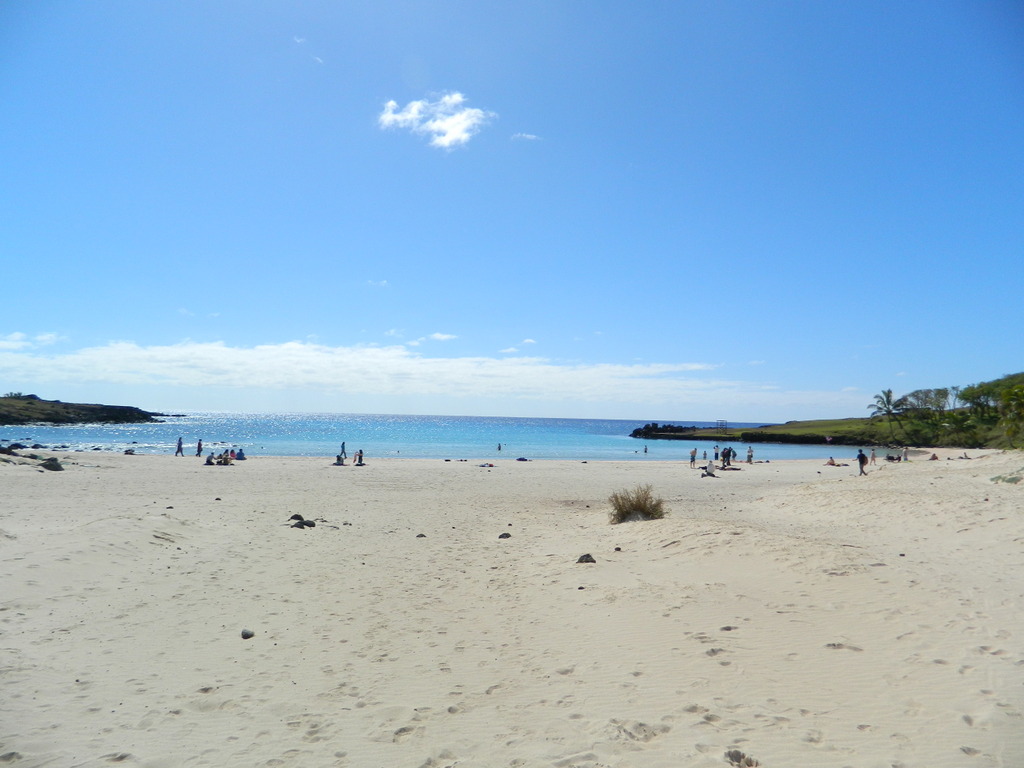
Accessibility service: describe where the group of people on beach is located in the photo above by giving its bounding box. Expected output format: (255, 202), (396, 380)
(333, 442), (365, 466)
(688, 444), (755, 469)
(175, 437), (245, 463)
(205, 449), (243, 465)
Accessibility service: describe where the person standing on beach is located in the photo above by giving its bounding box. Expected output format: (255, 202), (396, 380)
(689, 448), (697, 468)
(714, 445), (719, 461)
(870, 448), (876, 465)
(175, 437), (184, 456)
(747, 446), (754, 464)
(340, 442), (347, 459)
(857, 449), (868, 476)
(196, 439), (203, 457)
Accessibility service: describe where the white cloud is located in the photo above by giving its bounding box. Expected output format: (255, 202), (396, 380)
(367, 279), (389, 288)
(500, 347), (518, 354)
(0, 332), (60, 350)
(0, 339), (713, 398)
(0, 339), (873, 419)
(379, 92), (496, 149)
(521, 338), (536, 345)
(428, 333), (457, 341)
(0, 332), (29, 350)
(511, 133), (540, 141)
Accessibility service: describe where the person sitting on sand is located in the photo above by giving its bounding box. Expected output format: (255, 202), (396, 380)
(334, 454), (346, 466)
(354, 449), (365, 466)
(236, 448), (246, 460)
(825, 457), (837, 466)
(701, 459), (717, 478)
(205, 453), (216, 466)
(930, 453), (939, 461)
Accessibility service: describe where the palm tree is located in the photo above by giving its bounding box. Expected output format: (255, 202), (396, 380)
(999, 385), (1024, 447)
(869, 389), (905, 442)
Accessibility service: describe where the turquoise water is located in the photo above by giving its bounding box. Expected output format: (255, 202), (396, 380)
(1, 412), (868, 462)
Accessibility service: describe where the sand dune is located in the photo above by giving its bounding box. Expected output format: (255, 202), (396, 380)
(2, 449), (1022, 767)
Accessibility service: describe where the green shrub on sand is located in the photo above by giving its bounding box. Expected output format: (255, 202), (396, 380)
(608, 484), (666, 524)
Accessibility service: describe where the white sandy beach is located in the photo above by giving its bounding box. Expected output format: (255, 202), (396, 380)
(2, 448), (1023, 767)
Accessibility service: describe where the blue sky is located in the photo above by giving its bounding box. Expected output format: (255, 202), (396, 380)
(2, 1), (1022, 421)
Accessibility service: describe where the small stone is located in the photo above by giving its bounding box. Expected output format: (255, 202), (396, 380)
(241, 629), (255, 639)
(577, 554), (596, 563)
(416, 533), (426, 538)
(289, 513), (304, 521)
(498, 532), (511, 539)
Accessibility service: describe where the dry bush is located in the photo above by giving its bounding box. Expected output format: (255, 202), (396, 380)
(608, 483), (665, 524)
(725, 749), (761, 767)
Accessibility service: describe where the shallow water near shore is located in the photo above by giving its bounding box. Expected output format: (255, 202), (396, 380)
(0, 411), (876, 461)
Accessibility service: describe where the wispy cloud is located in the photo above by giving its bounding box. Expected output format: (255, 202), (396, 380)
(0, 332), (29, 350)
(0, 332), (60, 350)
(367, 279), (389, 288)
(0, 338), (871, 418)
(379, 92), (496, 149)
(0, 339), (713, 400)
(511, 132), (540, 141)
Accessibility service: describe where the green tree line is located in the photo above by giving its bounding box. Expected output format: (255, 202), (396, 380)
(869, 372), (1024, 448)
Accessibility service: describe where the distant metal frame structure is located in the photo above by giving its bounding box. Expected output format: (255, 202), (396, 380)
(715, 419), (728, 431)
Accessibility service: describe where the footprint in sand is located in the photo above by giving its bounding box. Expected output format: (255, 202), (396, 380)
(604, 718), (670, 742)
(825, 642), (863, 652)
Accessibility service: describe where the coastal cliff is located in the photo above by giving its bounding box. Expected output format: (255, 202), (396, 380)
(0, 394), (164, 425)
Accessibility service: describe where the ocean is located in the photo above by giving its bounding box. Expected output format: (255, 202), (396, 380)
(0, 412), (867, 462)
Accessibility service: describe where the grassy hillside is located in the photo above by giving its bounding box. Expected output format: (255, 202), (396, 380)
(631, 417), (886, 446)
(0, 394), (163, 425)
(634, 372), (1024, 449)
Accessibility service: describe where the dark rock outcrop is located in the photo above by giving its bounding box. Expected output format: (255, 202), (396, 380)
(0, 395), (164, 426)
